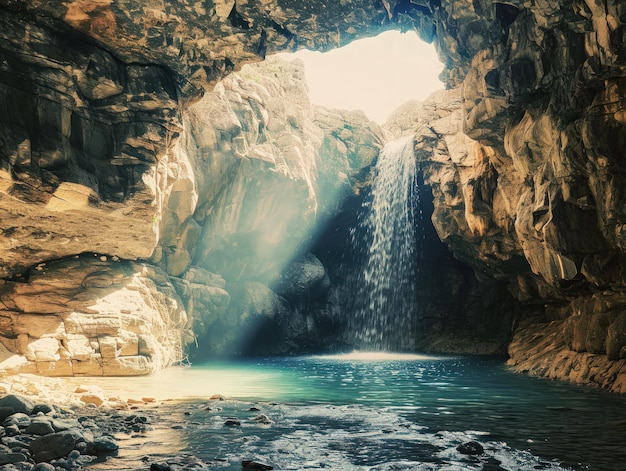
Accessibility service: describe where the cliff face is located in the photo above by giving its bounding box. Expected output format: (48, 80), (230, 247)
(404, 1), (626, 393)
(0, 0), (625, 390)
(0, 47), (384, 371)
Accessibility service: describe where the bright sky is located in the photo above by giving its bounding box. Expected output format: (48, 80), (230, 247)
(277, 30), (443, 124)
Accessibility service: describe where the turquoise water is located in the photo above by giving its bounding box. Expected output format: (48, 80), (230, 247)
(90, 354), (626, 470)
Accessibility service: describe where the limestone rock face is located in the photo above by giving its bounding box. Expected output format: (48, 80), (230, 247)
(154, 57), (383, 356)
(180, 57), (323, 281)
(407, 0), (626, 391)
(0, 8), (190, 278)
(165, 57), (384, 282)
(0, 24), (384, 368)
(0, 255), (188, 376)
(4, 0), (426, 99)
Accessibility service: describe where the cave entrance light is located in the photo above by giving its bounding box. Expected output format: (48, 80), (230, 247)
(277, 30), (443, 124)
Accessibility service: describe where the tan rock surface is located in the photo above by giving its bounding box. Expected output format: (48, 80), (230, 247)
(0, 256), (189, 376)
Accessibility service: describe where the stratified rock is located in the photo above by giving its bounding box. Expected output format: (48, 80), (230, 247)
(0, 256), (189, 376)
(0, 0), (624, 392)
(0, 10), (188, 279)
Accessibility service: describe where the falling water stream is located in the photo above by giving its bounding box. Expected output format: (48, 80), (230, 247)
(351, 135), (419, 350)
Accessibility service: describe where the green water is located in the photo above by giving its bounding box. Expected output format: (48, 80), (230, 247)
(90, 354), (626, 470)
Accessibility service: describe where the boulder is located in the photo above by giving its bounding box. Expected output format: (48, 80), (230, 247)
(29, 431), (75, 463)
(0, 396), (34, 417)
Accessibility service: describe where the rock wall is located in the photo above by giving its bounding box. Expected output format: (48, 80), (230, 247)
(403, 0), (626, 392)
(0, 43), (384, 370)
(0, 255), (187, 376)
(0, 0), (625, 390)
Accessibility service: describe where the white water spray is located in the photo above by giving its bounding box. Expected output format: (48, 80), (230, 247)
(351, 135), (419, 350)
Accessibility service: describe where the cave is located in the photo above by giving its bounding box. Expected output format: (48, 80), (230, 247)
(0, 0), (625, 469)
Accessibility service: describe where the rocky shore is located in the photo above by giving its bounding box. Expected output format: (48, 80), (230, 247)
(0, 376), (141, 471)
(0, 376), (274, 471)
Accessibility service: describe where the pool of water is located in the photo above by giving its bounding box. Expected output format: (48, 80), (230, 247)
(87, 354), (626, 470)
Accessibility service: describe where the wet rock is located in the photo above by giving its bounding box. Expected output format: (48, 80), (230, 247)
(31, 464), (55, 471)
(242, 460), (274, 470)
(3, 425), (20, 437)
(456, 441), (484, 455)
(3, 414), (31, 429)
(51, 419), (80, 432)
(92, 435), (118, 453)
(224, 419), (241, 427)
(251, 414), (272, 425)
(31, 405), (53, 416)
(482, 457), (506, 470)
(25, 420), (54, 436)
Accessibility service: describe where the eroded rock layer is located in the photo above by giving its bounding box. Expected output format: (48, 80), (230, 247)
(0, 255), (187, 376)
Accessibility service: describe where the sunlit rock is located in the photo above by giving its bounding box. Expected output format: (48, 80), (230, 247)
(0, 256), (189, 376)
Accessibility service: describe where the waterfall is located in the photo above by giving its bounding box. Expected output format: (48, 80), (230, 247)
(350, 135), (419, 351)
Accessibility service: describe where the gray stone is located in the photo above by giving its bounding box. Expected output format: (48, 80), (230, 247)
(25, 420), (54, 436)
(3, 425), (19, 438)
(242, 460), (274, 470)
(92, 436), (118, 453)
(51, 419), (80, 432)
(0, 453), (28, 466)
(31, 464), (55, 471)
(272, 253), (327, 300)
(0, 397), (33, 417)
(28, 431), (75, 463)
(2, 414), (30, 429)
(456, 441), (484, 455)
(31, 405), (53, 416)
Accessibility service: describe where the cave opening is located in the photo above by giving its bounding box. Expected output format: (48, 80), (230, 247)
(1, 3), (626, 470)
(276, 30), (443, 124)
